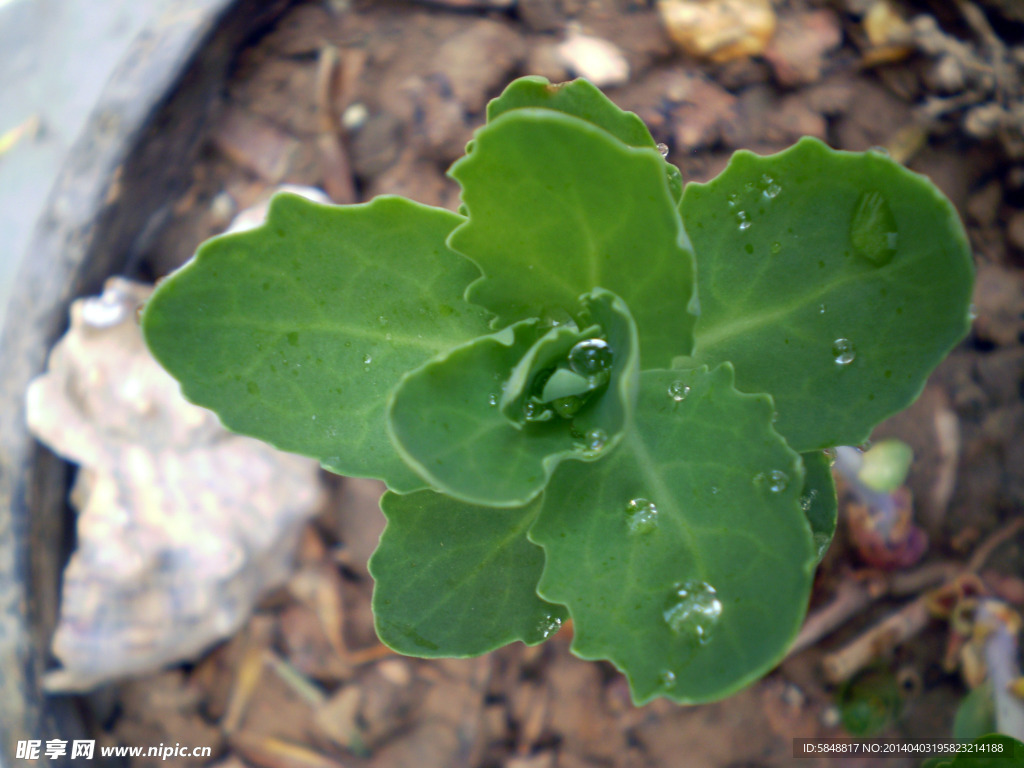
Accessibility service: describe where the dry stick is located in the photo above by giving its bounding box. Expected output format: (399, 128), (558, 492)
(316, 45), (357, 205)
(788, 562), (958, 658)
(814, 518), (1024, 684)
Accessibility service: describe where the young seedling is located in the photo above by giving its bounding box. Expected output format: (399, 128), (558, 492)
(142, 77), (974, 704)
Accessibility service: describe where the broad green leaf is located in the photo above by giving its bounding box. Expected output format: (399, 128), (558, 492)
(800, 451), (838, 563)
(679, 137), (974, 451)
(142, 193), (490, 490)
(387, 289), (639, 506)
(484, 76), (683, 203)
(529, 366), (816, 704)
(449, 108), (697, 366)
(369, 490), (566, 656)
(487, 76), (656, 148)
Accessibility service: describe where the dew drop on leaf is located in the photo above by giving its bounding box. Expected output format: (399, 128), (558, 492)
(663, 580), (722, 644)
(583, 428), (607, 453)
(625, 498), (658, 534)
(832, 338), (856, 365)
(568, 338), (613, 377)
(968, 303), (977, 321)
(659, 669), (677, 688)
(760, 174), (781, 199)
(523, 400), (551, 421)
(770, 241), (782, 255)
(667, 380), (690, 402)
(362, 354), (373, 365)
(819, 303), (827, 315)
(656, 142), (669, 159)
(850, 191), (898, 266)
(552, 395), (584, 418)
(735, 210), (751, 231)
(487, 393), (498, 407)
(536, 614), (563, 640)
(754, 470), (789, 493)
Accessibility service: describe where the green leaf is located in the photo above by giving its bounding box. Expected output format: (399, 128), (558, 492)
(487, 76), (657, 148)
(529, 366), (816, 704)
(449, 108), (697, 367)
(369, 490), (566, 656)
(142, 193), (490, 490)
(484, 76), (683, 204)
(800, 451), (838, 563)
(387, 289), (639, 506)
(953, 683), (997, 743)
(679, 137), (974, 451)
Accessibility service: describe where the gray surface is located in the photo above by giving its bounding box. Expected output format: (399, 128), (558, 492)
(0, 0), (175, 334)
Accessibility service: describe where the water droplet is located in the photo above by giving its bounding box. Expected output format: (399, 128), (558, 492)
(735, 210), (751, 231)
(726, 193), (739, 209)
(536, 614), (563, 639)
(850, 191), (899, 266)
(813, 532), (831, 559)
(659, 669), (677, 688)
(568, 338), (613, 377)
(656, 142), (669, 159)
(523, 401), (549, 421)
(761, 174), (781, 199)
(818, 303), (827, 315)
(799, 489), (818, 513)
(583, 428), (607, 453)
(377, 314), (388, 326)
(767, 469), (789, 493)
(552, 395), (584, 419)
(968, 303), (977, 321)
(770, 241), (782, 255)
(663, 580), (722, 644)
(487, 393), (498, 407)
(625, 498), (658, 534)
(668, 380), (690, 402)
(710, 486), (719, 495)
(832, 338), (856, 365)
(362, 354), (373, 365)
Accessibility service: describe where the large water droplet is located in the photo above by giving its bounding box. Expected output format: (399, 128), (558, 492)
(663, 580), (722, 644)
(625, 498), (658, 534)
(832, 338), (856, 365)
(568, 338), (613, 377)
(668, 380), (690, 402)
(659, 669), (677, 688)
(362, 354), (373, 365)
(735, 210), (751, 231)
(656, 142), (669, 159)
(536, 614), (563, 640)
(850, 191), (899, 266)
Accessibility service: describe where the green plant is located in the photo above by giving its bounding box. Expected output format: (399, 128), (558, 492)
(141, 77), (973, 704)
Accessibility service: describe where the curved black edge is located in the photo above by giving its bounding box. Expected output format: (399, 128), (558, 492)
(0, 0), (293, 758)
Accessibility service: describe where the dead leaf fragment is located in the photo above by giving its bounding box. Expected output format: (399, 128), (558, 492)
(658, 0), (776, 63)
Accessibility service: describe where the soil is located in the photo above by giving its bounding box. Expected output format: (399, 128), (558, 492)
(68, 0), (1024, 766)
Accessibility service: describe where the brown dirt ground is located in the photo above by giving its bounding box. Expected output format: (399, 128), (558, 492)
(71, 0), (1024, 766)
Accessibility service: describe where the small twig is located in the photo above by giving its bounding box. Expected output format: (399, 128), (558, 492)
(315, 45), (357, 205)
(968, 517), (1024, 573)
(821, 596), (931, 685)
(817, 519), (1024, 684)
